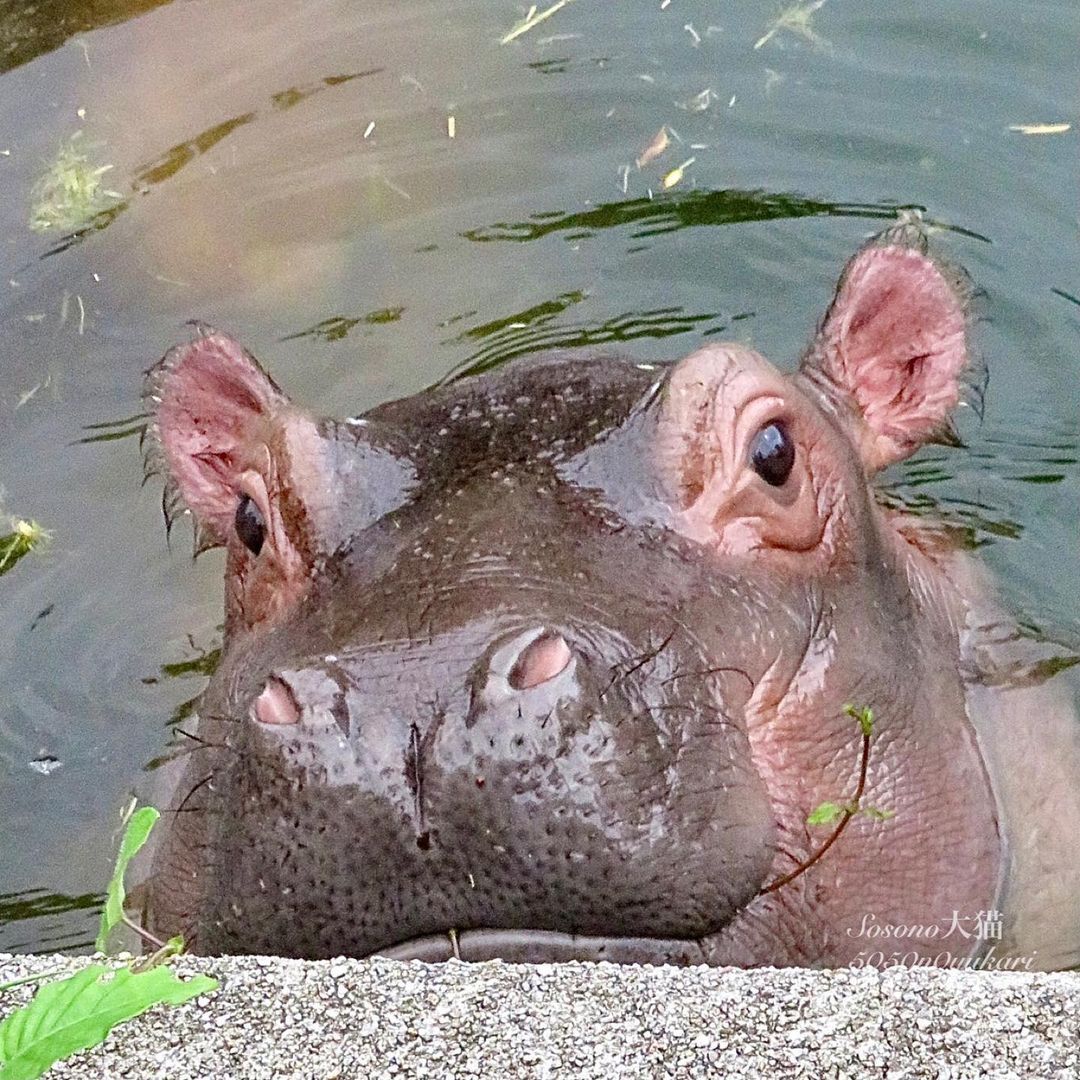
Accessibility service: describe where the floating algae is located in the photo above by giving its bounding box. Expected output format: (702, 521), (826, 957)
(30, 132), (122, 233)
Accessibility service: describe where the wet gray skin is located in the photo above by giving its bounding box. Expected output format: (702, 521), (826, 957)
(149, 351), (782, 962)
(145, 224), (1080, 967)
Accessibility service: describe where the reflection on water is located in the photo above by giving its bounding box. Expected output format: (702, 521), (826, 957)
(149, 642), (222, 731)
(283, 306), (405, 343)
(40, 67), (386, 258)
(463, 189), (916, 246)
(888, 425), (1080, 549)
(443, 296), (730, 380)
(76, 413), (148, 446)
(0, 889), (101, 953)
(0, 0), (171, 74)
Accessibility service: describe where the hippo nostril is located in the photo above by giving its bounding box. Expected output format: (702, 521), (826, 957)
(508, 632), (573, 690)
(253, 677), (301, 726)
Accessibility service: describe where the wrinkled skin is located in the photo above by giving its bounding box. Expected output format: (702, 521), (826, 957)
(143, 223), (1080, 968)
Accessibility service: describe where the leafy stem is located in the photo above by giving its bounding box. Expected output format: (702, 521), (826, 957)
(0, 803), (217, 1080)
(759, 704), (892, 896)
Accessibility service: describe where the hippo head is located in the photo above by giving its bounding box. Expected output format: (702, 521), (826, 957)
(144, 223), (1001, 966)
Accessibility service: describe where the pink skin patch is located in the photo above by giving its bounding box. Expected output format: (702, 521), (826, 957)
(809, 245), (968, 470)
(152, 332), (286, 543)
(508, 633), (573, 690)
(254, 678), (301, 726)
(149, 328), (335, 633)
(657, 344), (838, 563)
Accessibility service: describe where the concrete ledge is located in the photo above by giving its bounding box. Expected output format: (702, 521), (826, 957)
(2, 953), (1077, 1078)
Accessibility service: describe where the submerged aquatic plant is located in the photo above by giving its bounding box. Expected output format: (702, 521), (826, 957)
(29, 133), (122, 234)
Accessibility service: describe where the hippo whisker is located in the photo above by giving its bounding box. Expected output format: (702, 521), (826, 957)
(661, 664), (756, 693)
(168, 772), (216, 816)
(600, 626), (678, 698)
(173, 727), (234, 755)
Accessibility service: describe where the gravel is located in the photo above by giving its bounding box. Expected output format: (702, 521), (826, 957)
(2, 953), (1078, 1079)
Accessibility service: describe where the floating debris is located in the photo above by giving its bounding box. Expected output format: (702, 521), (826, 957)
(661, 156), (695, 189)
(30, 132), (122, 233)
(0, 519), (49, 576)
(684, 23), (700, 46)
(29, 754), (63, 776)
(380, 175), (411, 200)
(448, 115), (457, 138)
(680, 87), (716, 112)
(1008, 123), (1071, 135)
(363, 120), (376, 139)
(16, 375), (52, 409)
(754, 0), (829, 50)
(636, 126), (670, 169)
(501, 0), (576, 45)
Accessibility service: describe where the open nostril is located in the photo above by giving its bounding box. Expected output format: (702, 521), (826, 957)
(253, 677), (301, 726)
(508, 632), (573, 690)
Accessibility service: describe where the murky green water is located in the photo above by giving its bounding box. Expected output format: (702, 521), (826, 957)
(0, 0), (1077, 953)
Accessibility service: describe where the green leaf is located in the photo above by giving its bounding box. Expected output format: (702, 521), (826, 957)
(859, 805), (896, 821)
(0, 975), (61, 996)
(806, 801), (845, 827)
(0, 964), (217, 1080)
(843, 703), (874, 737)
(0, 522), (48, 578)
(96, 807), (159, 953)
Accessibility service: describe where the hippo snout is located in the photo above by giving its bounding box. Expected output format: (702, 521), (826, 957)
(187, 613), (776, 960)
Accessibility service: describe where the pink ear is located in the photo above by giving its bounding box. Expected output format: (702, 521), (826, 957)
(803, 241), (970, 470)
(145, 329), (286, 546)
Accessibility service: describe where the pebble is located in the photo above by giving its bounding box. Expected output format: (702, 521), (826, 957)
(0, 953), (1076, 1078)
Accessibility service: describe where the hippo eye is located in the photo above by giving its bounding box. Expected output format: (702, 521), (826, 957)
(235, 494), (266, 555)
(749, 421), (795, 487)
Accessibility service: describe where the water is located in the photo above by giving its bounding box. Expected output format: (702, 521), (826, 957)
(0, 0), (1077, 953)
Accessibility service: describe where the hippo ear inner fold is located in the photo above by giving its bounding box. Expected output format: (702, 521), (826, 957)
(145, 329), (287, 547)
(801, 242), (970, 471)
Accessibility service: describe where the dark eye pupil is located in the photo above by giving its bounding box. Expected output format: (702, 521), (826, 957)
(750, 422), (795, 487)
(235, 494), (265, 555)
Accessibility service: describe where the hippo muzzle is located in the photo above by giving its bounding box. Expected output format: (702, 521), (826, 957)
(155, 546), (781, 960)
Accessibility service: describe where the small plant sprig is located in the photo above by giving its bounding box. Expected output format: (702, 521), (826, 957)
(96, 805), (174, 959)
(760, 704), (893, 896)
(0, 521), (49, 578)
(0, 804), (217, 1080)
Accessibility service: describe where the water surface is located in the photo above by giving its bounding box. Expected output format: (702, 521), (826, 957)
(0, 0), (1077, 952)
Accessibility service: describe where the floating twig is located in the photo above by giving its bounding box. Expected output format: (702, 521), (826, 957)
(1008, 122), (1070, 135)
(501, 0), (575, 45)
(754, 0), (828, 50)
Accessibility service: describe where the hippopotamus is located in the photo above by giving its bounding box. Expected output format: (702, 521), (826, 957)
(141, 222), (1080, 969)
